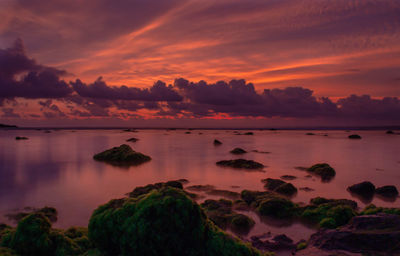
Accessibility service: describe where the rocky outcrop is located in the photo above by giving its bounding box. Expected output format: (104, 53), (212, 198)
(93, 144), (151, 166)
(216, 159), (264, 170)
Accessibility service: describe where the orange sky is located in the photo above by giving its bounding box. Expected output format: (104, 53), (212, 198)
(0, 0), (399, 126)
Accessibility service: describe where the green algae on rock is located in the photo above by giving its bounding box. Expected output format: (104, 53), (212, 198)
(93, 144), (151, 166)
(89, 187), (264, 256)
(261, 178), (297, 196)
(216, 159), (264, 170)
(306, 163), (336, 181)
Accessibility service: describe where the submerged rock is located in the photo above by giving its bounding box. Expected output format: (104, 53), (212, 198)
(348, 134), (362, 139)
(15, 136), (28, 140)
(306, 163), (336, 181)
(186, 184), (215, 192)
(205, 189), (240, 199)
(5, 206), (57, 223)
(305, 133), (315, 135)
(201, 199), (255, 234)
(89, 187), (263, 255)
(244, 132), (254, 135)
(280, 175), (297, 180)
(347, 181), (375, 198)
(216, 159), (264, 170)
(386, 130), (395, 134)
(262, 178), (297, 196)
(375, 185), (399, 198)
(213, 139), (222, 145)
(93, 144), (151, 166)
(126, 137), (139, 142)
(230, 148), (247, 154)
(299, 187), (315, 192)
(305, 214), (400, 255)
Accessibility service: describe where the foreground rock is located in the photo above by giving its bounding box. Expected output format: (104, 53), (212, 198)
(93, 144), (151, 166)
(230, 148), (247, 154)
(261, 178), (297, 196)
(89, 187), (264, 255)
(217, 159), (264, 170)
(251, 233), (298, 253)
(304, 214), (400, 255)
(306, 163), (336, 181)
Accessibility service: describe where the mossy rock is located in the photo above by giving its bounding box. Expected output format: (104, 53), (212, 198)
(230, 148), (247, 154)
(310, 197), (357, 209)
(262, 178), (297, 196)
(375, 185), (399, 198)
(230, 214), (255, 233)
(127, 180), (184, 198)
(257, 197), (296, 219)
(89, 187), (263, 255)
(216, 159), (264, 170)
(360, 204), (400, 216)
(307, 163), (336, 181)
(301, 201), (356, 228)
(93, 144), (151, 166)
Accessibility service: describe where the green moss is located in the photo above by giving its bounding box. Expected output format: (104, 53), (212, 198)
(307, 163), (336, 180)
(0, 247), (18, 256)
(296, 242), (307, 250)
(360, 204), (400, 216)
(230, 214), (255, 233)
(301, 200), (356, 228)
(93, 144), (151, 166)
(89, 187), (264, 256)
(257, 197), (296, 218)
(319, 217), (336, 229)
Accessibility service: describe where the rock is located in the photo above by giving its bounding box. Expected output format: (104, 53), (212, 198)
(213, 139), (222, 145)
(306, 214), (400, 254)
(375, 185), (399, 198)
(127, 180), (184, 198)
(347, 181), (375, 198)
(251, 150), (270, 154)
(299, 187), (314, 192)
(258, 197), (296, 219)
(230, 214), (256, 234)
(185, 131), (191, 134)
(0, 124), (18, 128)
(280, 175), (297, 180)
(244, 132), (254, 135)
(301, 197), (357, 228)
(205, 189), (240, 199)
(306, 163), (336, 181)
(93, 144), (151, 166)
(15, 136), (28, 140)
(262, 178), (297, 196)
(186, 184), (215, 191)
(216, 159), (264, 170)
(89, 187), (262, 255)
(122, 129), (138, 132)
(250, 233), (296, 252)
(348, 134), (362, 139)
(305, 133), (315, 135)
(360, 204), (400, 216)
(230, 148), (247, 154)
(386, 130), (394, 134)
(126, 137), (139, 142)
(5, 206), (58, 223)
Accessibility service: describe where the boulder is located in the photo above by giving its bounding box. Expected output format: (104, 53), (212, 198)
(348, 134), (362, 139)
(213, 139), (222, 145)
(216, 159), (264, 170)
(93, 144), (151, 166)
(230, 148), (247, 154)
(375, 185), (399, 198)
(15, 136), (28, 140)
(126, 137), (139, 142)
(306, 214), (400, 254)
(262, 178), (297, 196)
(347, 181), (375, 198)
(306, 163), (336, 181)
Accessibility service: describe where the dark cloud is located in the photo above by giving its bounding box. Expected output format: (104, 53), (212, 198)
(0, 39), (73, 100)
(1, 108), (20, 118)
(71, 78), (182, 101)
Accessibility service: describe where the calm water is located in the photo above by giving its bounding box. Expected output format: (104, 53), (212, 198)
(0, 129), (399, 242)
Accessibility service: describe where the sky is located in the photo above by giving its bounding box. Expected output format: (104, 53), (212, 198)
(0, 0), (399, 127)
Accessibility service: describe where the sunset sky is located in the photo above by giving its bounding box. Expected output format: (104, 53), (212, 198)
(0, 0), (399, 127)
